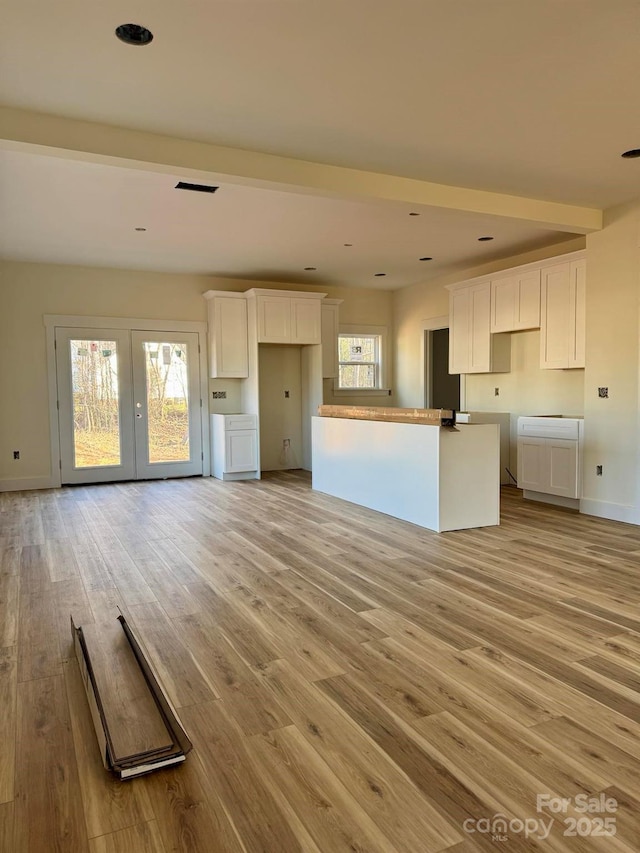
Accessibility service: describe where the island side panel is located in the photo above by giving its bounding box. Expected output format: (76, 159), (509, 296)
(311, 416), (440, 530)
(438, 423), (500, 531)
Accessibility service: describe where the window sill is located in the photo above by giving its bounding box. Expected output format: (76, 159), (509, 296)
(332, 388), (391, 397)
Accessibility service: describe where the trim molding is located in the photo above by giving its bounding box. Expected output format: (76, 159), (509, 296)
(0, 476), (55, 493)
(580, 498), (638, 525)
(523, 490), (580, 511)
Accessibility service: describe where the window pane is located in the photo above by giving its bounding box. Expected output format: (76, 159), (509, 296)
(143, 342), (190, 463)
(338, 335), (376, 363)
(70, 340), (121, 468)
(339, 364), (376, 388)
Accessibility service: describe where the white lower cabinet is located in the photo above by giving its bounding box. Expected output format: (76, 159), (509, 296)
(518, 437), (578, 497)
(211, 414), (258, 480)
(517, 417), (582, 500)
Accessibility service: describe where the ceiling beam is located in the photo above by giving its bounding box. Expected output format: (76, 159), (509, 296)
(0, 106), (602, 234)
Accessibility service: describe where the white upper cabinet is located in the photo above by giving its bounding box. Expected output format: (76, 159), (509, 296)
(448, 281), (510, 374)
(448, 250), (585, 374)
(568, 259), (586, 368)
(204, 291), (248, 378)
(249, 290), (324, 344)
(258, 295), (291, 343)
(490, 270), (541, 333)
(540, 258), (586, 369)
(291, 297), (322, 344)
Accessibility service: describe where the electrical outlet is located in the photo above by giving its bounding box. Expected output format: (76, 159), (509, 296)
(596, 465), (603, 476)
(494, 387), (500, 396)
(598, 387), (609, 398)
(13, 450), (19, 460)
(284, 390), (290, 398)
(283, 438), (290, 448)
(212, 391), (227, 399)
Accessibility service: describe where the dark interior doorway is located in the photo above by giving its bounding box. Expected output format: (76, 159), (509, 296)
(429, 328), (460, 411)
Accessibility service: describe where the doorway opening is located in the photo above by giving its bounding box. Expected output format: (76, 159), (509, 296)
(424, 327), (460, 411)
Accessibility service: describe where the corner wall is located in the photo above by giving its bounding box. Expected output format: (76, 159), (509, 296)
(582, 199), (640, 522)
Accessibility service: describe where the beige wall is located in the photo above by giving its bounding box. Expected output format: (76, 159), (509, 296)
(0, 260), (393, 485)
(582, 199), (640, 521)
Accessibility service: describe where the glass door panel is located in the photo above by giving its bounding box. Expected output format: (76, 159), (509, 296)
(56, 328), (135, 483)
(131, 331), (202, 479)
(143, 342), (191, 463)
(70, 338), (122, 468)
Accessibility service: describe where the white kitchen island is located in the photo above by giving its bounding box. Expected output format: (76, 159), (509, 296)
(312, 415), (500, 532)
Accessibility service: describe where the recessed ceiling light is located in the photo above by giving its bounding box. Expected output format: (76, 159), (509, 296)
(478, 236), (494, 241)
(115, 23), (154, 46)
(409, 212), (420, 216)
(621, 148), (640, 159)
(303, 267), (317, 271)
(134, 227), (147, 232)
(374, 272), (387, 277)
(419, 257), (433, 261)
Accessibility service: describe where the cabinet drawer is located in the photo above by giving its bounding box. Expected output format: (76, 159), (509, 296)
(223, 414), (257, 430)
(517, 417), (580, 440)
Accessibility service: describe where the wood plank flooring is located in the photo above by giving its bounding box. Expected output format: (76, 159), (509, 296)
(1, 472), (640, 851)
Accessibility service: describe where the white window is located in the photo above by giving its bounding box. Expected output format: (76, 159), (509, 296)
(335, 324), (389, 394)
(338, 334), (380, 389)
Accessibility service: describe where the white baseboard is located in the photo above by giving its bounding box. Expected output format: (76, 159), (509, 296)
(0, 476), (56, 492)
(579, 497), (638, 525)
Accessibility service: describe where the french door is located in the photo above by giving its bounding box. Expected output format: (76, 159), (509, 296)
(56, 327), (203, 484)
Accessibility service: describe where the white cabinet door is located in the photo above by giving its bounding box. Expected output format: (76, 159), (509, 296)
(449, 288), (471, 373)
(516, 270), (542, 330)
(547, 438), (579, 498)
(258, 296), (291, 342)
(468, 283), (492, 372)
(321, 301), (340, 377)
(225, 430), (257, 472)
(491, 277), (517, 333)
(208, 295), (248, 378)
(291, 298), (321, 344)
(540, 263), (572, 369)
(517, 436), (579, 497)
(517, 437), (548, 492)
(568, 259), (586, 368)
(492, 270), (541, 332)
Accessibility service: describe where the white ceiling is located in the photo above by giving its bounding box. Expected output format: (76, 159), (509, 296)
(1, 1), (639, 288)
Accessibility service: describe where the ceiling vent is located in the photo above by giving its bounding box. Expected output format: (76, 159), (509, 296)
(175, 182), (219, 194)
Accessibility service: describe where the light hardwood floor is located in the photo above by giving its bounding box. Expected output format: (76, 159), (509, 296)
(1, 472), (640, 851)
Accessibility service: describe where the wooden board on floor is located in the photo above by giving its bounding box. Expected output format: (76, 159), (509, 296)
(80, 620), (174, 763)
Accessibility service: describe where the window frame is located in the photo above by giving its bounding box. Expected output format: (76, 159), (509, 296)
(333, 324), (390, 396)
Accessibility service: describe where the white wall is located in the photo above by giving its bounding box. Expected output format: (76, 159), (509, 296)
(0, 260), (393, 487)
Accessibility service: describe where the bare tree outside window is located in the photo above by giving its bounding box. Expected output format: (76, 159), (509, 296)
(338, 335), (380, 389)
